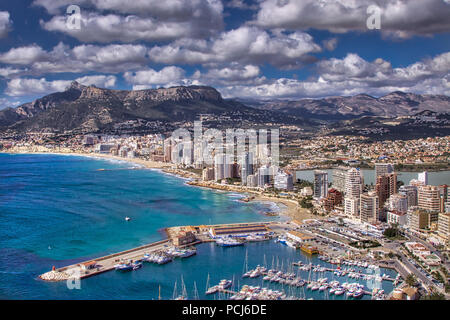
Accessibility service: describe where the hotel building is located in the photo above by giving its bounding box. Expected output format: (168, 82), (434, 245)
(313, 170), (328, 199)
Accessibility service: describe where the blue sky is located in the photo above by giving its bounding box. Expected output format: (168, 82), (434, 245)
(0, 0), (449, 109)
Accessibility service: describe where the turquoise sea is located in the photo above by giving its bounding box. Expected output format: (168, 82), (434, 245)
(0, 154), (396, 300)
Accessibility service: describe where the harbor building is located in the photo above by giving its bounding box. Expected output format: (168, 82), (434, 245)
(417, 185), (441, 213)
(345, 168), (363, 199)
(208, 223), (269, 238)
(375, 163), (394, 178)
(360, 192), (379, 224)
(313, 170), (328, 199)
(438, 212), (450, 242)
(332, 167), (348, 193)
(274, 171), (294, 191)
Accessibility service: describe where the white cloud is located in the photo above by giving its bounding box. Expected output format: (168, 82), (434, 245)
(0, 11), (12, 38)
(254, 0), (450, 38)
(149, 26), (321, 68)
(0, 45), (47, 65)
(5, 75), (117, 97)
(220, 52), (450, 98)
(0, 43), (149, 75)
(36, 0), (224, 43)
(124, 66), (186, 86)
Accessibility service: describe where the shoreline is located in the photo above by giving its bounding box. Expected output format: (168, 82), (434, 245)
(2, 150), (306, 222)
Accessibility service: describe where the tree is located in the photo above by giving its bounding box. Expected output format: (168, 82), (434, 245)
(421, 292), (445, 300)
(405, 274), (417, 287)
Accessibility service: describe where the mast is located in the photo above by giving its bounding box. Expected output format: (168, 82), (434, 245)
(172, 280), (178, 300)
(193, 281), (199, 300)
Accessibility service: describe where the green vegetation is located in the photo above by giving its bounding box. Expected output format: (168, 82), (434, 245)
(295, 179), (313, 189)
(299, 196), (313, 209)
(349, 240), (381, 249)
(383, 225), (405, 240)
(420, 292), (446, 300)
(405, 274), (417, 287)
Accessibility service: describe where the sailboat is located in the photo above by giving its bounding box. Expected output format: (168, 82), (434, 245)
(242, 250), (251, 278)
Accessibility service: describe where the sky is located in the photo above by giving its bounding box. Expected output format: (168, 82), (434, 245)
(0, 0), (449, 109)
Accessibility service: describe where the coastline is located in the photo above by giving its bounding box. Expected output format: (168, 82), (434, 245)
(1, 150), (309, 222)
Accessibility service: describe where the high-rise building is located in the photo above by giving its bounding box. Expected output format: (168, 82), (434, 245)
(247, 174), (257, 187)
(389, 193), (408, 214)
(376, 173), (397, 207)
(399, 185), (418, 208)
(344, 197), (359, 218)
(418, 171), (428, 185)
(257, 165), (270, 188)
(375, 163), (394, 178)
(240, 152), (254, 186)
(438, 212), (450, 242)
(438, 185), (448, 213)
(214, 154), (232, 181)
(163, 138), (172, 162)
(345, 168), (363, 199)
(314, 170), (328, 199)
(274, 171), (294, 191)
(332, 167), (348, 193)
(417, 185), (441, 213)
(324, 189), (343, 212)
(360, 192), (379, 224)
(202, 167), (215, 181)
(408, 207), (429, 231)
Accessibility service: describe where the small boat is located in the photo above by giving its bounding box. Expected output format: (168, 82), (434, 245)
(218, 279), (232, 290)
(353, 289), (364, 299)
(180, 248), (196, 258)
(334, 288), (345, 296)
(156, 255), (172, 265)
(132, 262), (143, 270)
(125, 216), (131, 221)
(216, 238), (244, 247)
(205, 286), (218, 295)
(114, 263), (133, 272)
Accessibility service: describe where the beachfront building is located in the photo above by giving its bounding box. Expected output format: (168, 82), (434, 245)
(247, 174), (257, 188)
(257, 165), (270, 188)
(360, 192), (379, 224)
(313, 170), (328, 199)
(214, 154), (233, 181)
(418, 171), (428, 185)
(240, 152), (254, 186)
(274, 171), (293, 191)
(202, 167), (215, 181)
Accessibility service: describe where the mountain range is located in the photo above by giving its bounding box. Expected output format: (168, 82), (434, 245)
(241, 91), (450, 120)
(0, 82), (449, 135)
